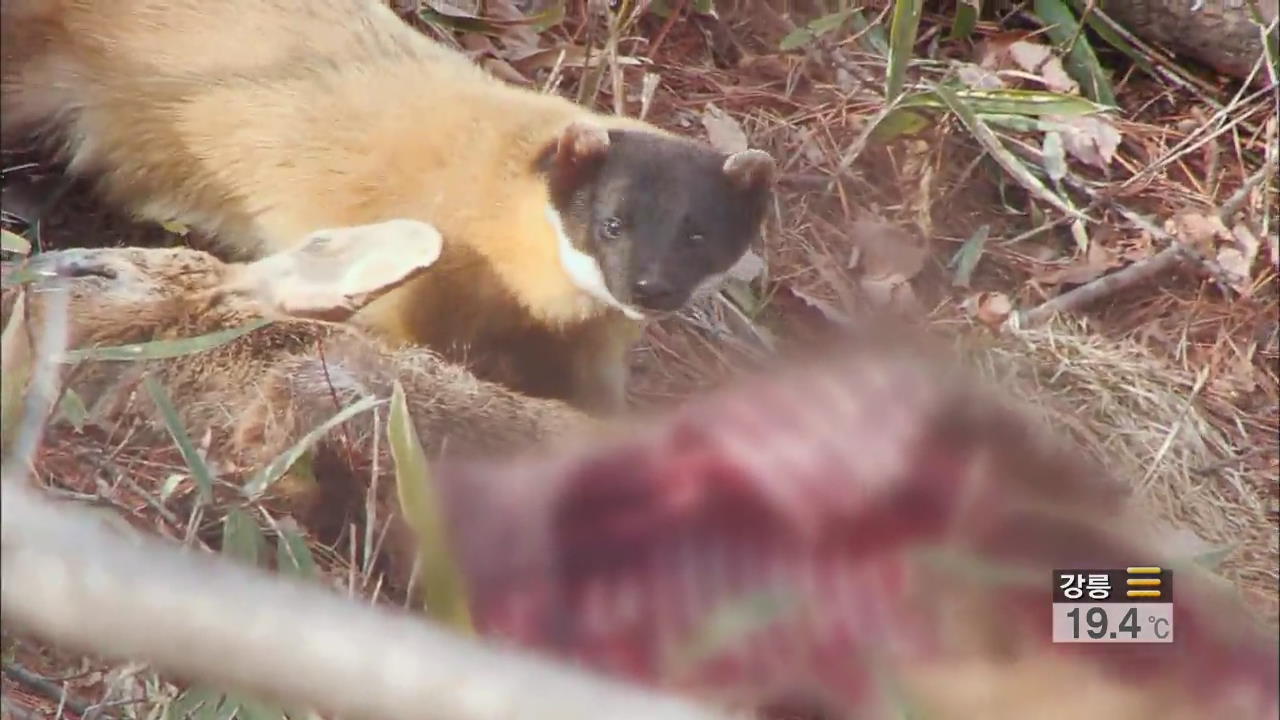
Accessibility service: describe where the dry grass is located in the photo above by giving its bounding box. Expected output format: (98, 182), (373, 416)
(966, 317), (1278, 624)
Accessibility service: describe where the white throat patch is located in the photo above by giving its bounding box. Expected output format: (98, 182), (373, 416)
(545, 205), (644, 320)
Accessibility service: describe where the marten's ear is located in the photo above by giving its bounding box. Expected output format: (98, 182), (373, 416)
(722, 149), (777, 195)
(556, 120), (611, 168)
(545, 121), (611, 195)
(229, 219), (443, 322)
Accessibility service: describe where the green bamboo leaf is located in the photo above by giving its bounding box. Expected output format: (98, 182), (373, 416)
(1066, 0), (1157, 77)
(420, 0), (564, 34)
(849, 9), (891, 56)
(0, 266), (41, 289)
(810, 8), (853, 34)
(898, 88), (1106, 116)
(835, 99), (913, 175)
(932, 85), (1083, 220)
(914, 545), (1044, 587)
(870, 108), (931, 141)
(160, 473), (186, 502)
(669, 590), (795, 675)
(64, 319), (270, 363)
(56, 387), (89, 431)
(388, 380), (472, 633)
(977, 113), (1051, 133)
(1033, 0), (1116, 106)
(167, 686), (224, 720)
(779, 9), (857, 51)
(576, 45), (608, 106)
(949, 0), (981, 41)
(646, 0), (675, 17)
(275, 523), (318, 580)
(223, 695), (289, 720)
(1, 292), (32, 452)
(212, 699), (238, 720)
(1253, 1), (1279, 77)
(1069, 217), (1090, 252)
(778, 27), (815, 52)
(144, 375), (215, 505)
(885, 0), (925, 102)
(222, 507), (266, 566)
(1042, 130), (1068, 182)
(1, 228), (30, 256)
(950, 224), (990, 288)
(242, 396), (379, 498)
(1192, 543), (1237, 571)
(418, 5), (502, 34)
(527, 1), (566, 31)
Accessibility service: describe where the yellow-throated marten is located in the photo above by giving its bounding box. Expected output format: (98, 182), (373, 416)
(0, 0), (777, 415)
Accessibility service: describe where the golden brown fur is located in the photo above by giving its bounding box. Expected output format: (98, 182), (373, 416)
(0, 0), (755, 414)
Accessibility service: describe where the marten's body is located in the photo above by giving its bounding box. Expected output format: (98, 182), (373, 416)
(0, 0), (776, 414)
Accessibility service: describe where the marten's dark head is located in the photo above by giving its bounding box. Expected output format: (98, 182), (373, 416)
(540, 121), (776, 319)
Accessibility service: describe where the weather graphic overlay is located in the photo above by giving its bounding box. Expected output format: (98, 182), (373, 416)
(1051, 568), (1174, 643)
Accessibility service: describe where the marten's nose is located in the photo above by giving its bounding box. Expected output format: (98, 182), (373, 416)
(632, 277), (680, 310)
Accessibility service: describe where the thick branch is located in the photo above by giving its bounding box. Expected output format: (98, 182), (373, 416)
(0, 480), (726, 720)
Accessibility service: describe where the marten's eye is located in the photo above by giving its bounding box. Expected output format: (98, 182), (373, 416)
(601, 216), (623, 239)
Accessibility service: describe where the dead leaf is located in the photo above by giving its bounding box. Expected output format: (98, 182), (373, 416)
(507, 45), (645, 74)
(428, 0), (479, 12)
(1041, 131), (1067, 182)
(726, 249), (766, 284)
(1166, 212), (1257, 293)
(480, 56), (532, 85)
(860, 277), (925, 316)
(798, 129), (826, 166)
(1210, 352), (1260, 398)
(485, 0), (541, 57)
(701, 103), (749, 155)
(1165, 212), (1232, 256)
(956, 62), (1006, 90)
(1033, 241), (1117, 286)
(979, 32), (1077, 94)
(1231, 223), (1261, 267)
(1216, 222), (1261, 295)
(1215, 248), (1251, 293)
(638, 72), (660, 121)
(1049, 114), (1121, 170)
(161, 220), (190, 236)
(460, 32), (505, 67)
(964, 291), (1013, 329)
(784, 285), (851, 326)
(738, 55), (796, 83)
(846, 220), (927, 282)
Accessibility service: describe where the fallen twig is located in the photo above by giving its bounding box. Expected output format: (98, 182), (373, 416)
(1016, 243), (1187, 327)
(1217, 149), (1279, 223)
(2, 663), (96, 719)
(1016, 148), (1277, 327)
(0, 478), (727, 720)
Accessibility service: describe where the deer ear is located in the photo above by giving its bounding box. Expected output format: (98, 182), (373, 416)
(230, 219), (443, 322)
(722, 149), (777, 193)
